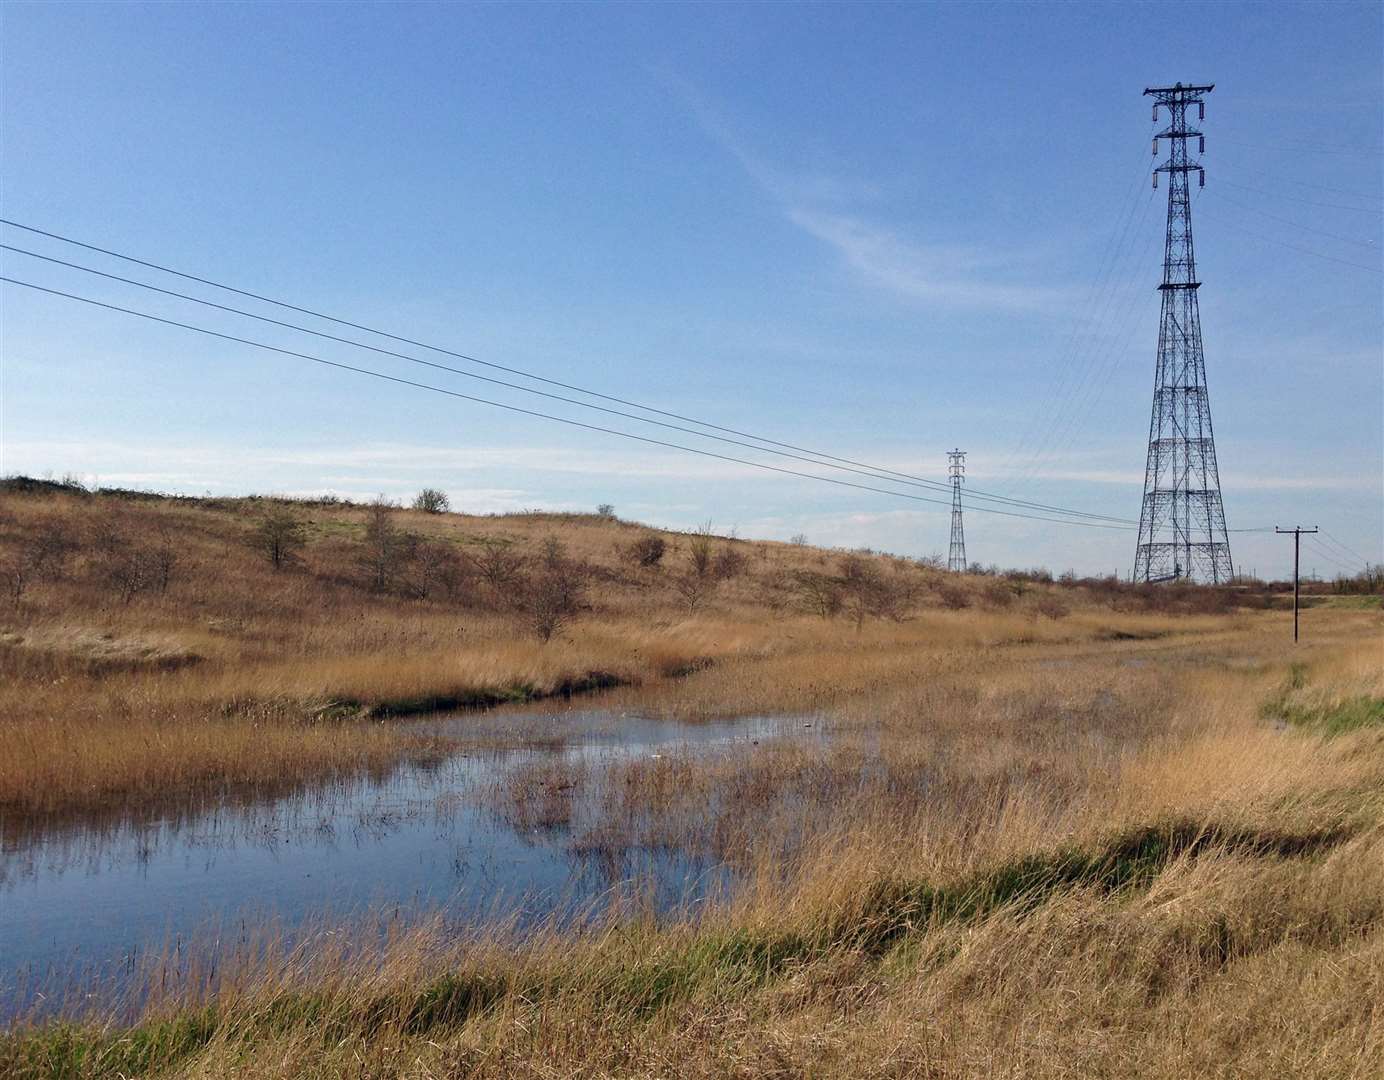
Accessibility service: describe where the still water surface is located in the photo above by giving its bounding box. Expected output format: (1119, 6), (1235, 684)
(0, 707), (819, 1018)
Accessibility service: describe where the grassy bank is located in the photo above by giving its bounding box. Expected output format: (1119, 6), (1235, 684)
(0, 482), (1268, 822)
(4, 631), (1382, 1076)
(3, 482), (1382, 1076)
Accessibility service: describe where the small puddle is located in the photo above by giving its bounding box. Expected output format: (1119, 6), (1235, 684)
(0, 707), (822, 1019)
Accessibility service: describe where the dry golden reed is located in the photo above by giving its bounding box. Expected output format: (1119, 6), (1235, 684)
(1, 485), (1382, 1078)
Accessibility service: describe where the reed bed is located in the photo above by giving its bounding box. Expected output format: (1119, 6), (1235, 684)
(2, 485), (1382, 1077)
(0, 486), (1273, 823)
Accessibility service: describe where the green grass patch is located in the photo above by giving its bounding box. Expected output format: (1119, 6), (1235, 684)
(1281, 695), (1384, 736)
(305, 519), (362, 539)
(4, 1009), (220, 1080)
(1, 818), (1346, 1079)
(1260, 664), (1384, 736)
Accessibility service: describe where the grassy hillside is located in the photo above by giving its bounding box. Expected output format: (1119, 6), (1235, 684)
(0, 477), (1255, 822)
(2, 478), (1382, 1078)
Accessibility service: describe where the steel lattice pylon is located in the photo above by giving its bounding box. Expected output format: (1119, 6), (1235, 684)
(1133, 83), (1234, 584)
(947, 449), (967, 572)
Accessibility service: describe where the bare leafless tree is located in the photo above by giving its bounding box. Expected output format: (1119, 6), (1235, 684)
(983, 579), (1016, 609)
(838, 554), (904, 631)
(1033, 594), (1070, 620)
(793, 569), (842, 619)
(251, 507), (308, 571)
(149, 528), (179, 594)
(0, 512), (77, 602)
(360, 496), (411, 592)
(2, 555), (28, 605)
(25, 516), (78, 582)
(935, 582), (971, 611)
(687, 523), (714, 578)
(101, 539), (150, 605)
(523, 537), (587, 641)
(414, 540), (474, 603)
(673, 523), (721, 612)
(468, 542), (526, 605)
(713, 544), (746, 581)
(673, 570), (713, 613)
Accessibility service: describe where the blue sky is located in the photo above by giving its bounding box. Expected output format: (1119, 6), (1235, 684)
(1, 1), (1380, 579)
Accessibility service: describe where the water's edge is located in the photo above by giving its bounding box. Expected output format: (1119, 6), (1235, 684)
(1, 706), (824, 1022)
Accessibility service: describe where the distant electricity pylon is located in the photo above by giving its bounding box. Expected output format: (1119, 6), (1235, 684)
(947, 449), (967, 572)
(1132, 82), (1234, 584)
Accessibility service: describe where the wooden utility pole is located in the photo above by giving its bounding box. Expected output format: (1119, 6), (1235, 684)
(1275, 526), (1318, 643)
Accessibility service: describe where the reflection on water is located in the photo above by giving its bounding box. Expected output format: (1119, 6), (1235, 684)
(0, 707), (819, 1019)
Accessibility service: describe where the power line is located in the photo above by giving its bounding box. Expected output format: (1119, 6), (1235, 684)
(1202, 187), (1380, 249)
(1305, 536), (1361, 575)
(1217, 136), (1384, 157)
(1309, 540), (1361, 574)
(1023, 283), (1158, 488)
(0, 275), (1143, 531)
(1274, 178), (1384, 200)
(1201, 209), (1384, 273)
(1002, 175), (1180, 492)
(0, 219), (1134, 526)
(1007, 210), (1163, 489)
(1007, 191), (1159, 488)
(1317, 528), (1372, 564)
(1008, 141), (1195, 491)
(1, 243), (1135, 526)
(5, 242), (1128, 520)
(991, 130), (1157, 486)
(1219, 164), (1384, 202)
(1214, 177), (1384, 215)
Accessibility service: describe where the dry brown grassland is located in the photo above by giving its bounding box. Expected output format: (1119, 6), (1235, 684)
(1, 481), (1382, 1078)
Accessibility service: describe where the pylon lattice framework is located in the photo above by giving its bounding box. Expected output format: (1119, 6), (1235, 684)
(1133, 83), (1233, 584)
(947, 449), (967, 572)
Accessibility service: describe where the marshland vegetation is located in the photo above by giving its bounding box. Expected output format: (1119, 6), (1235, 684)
(0, 476), (1262, 824)
(1, 476), (1381, 1078)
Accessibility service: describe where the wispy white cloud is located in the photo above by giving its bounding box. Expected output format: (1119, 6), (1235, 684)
(14, 436), (1370, 507)
(658, 69), (1066, 312)
(782, 207), (1068, 312)
(2, 437), (821, 488)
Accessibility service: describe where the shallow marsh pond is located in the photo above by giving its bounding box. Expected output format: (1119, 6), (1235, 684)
(0, 706), (823, 1019)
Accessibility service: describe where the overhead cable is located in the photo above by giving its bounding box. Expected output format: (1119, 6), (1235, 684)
(0, 219), (1134, 525)
(0, 276), (1143, 531)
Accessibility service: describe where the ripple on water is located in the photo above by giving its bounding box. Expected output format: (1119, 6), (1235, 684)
(0, 707), (825, 1021)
